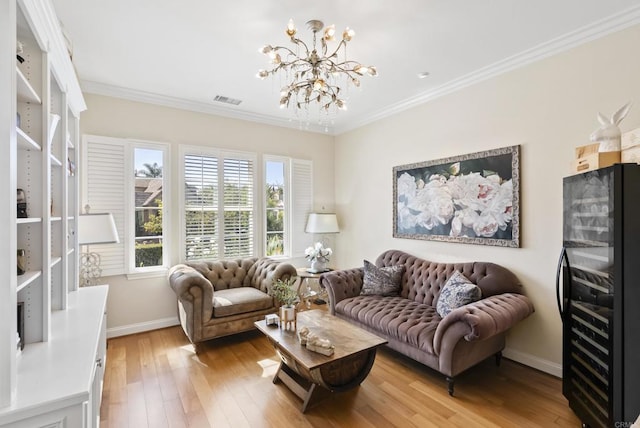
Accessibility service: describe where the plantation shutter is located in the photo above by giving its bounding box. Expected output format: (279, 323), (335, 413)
(184, 154), (219, 261)
(290, 159), (313, 257)
(182, 149), (256, 261)
(82, 137), (127, 275)
(222, 157), (255, 258)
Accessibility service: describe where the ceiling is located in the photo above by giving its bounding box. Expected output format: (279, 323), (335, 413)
(51, 0), (640, 135)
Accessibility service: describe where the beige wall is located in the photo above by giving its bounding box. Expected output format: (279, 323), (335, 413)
(333, 24), (640, 375)
(80, 94), (334, 334)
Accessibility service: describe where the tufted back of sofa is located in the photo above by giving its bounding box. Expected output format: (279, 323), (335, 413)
(247, 257), (297, 293)
(376, 250), (523, 307)
(186, 258), (258, 291)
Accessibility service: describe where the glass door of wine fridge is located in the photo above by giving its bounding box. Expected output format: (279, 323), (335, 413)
(560, 168), (614, 428)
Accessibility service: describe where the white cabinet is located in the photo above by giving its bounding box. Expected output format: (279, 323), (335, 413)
(1, 0), (91, 422)
(0, 286), (109, 428)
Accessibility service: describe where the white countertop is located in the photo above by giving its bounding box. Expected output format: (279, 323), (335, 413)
(0, 285), (108, 425)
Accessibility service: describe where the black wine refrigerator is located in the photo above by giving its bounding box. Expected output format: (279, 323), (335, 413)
(557, 163), (640, 427)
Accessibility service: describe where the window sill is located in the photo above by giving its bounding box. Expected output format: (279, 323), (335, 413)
(126, 267), (168, 281)
(266, 255), (290, 261)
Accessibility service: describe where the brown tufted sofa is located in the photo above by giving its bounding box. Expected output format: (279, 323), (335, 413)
(169, 257), (297, 349)
(320, 250), (534, 395)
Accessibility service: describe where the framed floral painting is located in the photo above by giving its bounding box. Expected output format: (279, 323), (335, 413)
(393, 145), (520, 247)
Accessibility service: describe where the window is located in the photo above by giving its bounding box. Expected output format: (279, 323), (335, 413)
(181, 147), (256, 261)
(134, 148), (165, 269)
(263, 157), (313, 258)
(82, 135), (170, 276)
(85, 137), (313, 270)
(265, 159), (286, 256)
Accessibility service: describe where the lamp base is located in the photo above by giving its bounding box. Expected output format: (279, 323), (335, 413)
(80, 252), (102, 287)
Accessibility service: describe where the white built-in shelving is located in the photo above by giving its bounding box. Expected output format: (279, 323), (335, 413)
(1, 1), (105, 427)
(16, 67), (40, 104)
(16, 128), (40, 151)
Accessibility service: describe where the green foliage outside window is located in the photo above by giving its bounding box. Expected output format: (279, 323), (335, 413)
(267, 234), (284, 255)
(135, 242), (163, 267)
(138, 162), (162, 178)
(142, 199), (163, 235)
(266, 184), (284, 256)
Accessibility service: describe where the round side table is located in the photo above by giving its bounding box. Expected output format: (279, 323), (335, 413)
(296, 267), (330, 309)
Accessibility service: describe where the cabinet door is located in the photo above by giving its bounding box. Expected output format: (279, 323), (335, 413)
(6, 405), (84, 428)
(90, 312), (107, 428)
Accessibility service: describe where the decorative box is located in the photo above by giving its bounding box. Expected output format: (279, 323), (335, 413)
(265, 313), (279, 326)
(622, 128), (640, 164)
(572, 143), (620, 174)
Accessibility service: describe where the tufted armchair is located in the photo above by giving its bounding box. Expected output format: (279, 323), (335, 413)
(169, 257), (297, 349)
(320, 250), (534, 395)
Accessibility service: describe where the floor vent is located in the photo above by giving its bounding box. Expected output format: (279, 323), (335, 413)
(213, 95), (242, 105)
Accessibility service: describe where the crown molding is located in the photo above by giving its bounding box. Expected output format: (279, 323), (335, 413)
(80, 80), (331, 135)
(20, 0), (86, 116)
(334, 4), (640, 135)
(81, 5), (640, 137)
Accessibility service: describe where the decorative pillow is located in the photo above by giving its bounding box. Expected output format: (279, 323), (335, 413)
(436, 271), (482, 318)
(361, 260), (404, 296)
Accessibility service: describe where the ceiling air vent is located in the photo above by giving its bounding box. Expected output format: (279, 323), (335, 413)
(213, 95), (242, 106)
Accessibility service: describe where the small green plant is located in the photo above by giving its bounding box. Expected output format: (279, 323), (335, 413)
(270, 277), (298, 307)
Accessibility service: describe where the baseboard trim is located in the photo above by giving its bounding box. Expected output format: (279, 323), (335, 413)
(503, 347), (562, 378)
(107, 317), (180, 339)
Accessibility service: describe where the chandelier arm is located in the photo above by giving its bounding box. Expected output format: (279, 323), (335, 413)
(325, 60), (372, 78)
(324, 39), (348, 61)
(292, 37), (311, 55)
(277, 58), (312, 69)
(321, 37), (328, 57)
(272, 45), (309, 60)
(330, 60), (364, 68)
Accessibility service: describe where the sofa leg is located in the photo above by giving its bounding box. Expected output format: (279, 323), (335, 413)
(495, 351), (503, 367)
(446, 377), (455, 396)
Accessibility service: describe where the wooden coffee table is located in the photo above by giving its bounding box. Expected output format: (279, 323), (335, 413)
(255, 310), (387, 412)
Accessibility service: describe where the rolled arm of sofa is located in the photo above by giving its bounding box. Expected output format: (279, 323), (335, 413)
(168, 264), (215, 325)
(251, 258), (298, 294)
(433, 293), (534, 355)
(320, 268), (364, 315)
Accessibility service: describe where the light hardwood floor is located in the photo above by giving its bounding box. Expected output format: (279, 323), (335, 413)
(100, 325), (580, 428)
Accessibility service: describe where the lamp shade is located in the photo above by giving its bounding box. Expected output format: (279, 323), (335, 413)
(78, 213), (120, 245)
(305, 213), (339, 234)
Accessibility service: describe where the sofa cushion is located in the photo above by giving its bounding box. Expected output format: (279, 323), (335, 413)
(335, 295), (440, 355)
(436, 271), (482, 317)
(361, 260), (404, 297)
(212, 287), (274, 318)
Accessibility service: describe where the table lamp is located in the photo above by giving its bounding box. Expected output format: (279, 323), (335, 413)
(305, 213), (340, 235)
(78, 212), (119, 286)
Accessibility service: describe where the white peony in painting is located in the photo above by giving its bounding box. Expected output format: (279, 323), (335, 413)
(394, 145), (520, 247)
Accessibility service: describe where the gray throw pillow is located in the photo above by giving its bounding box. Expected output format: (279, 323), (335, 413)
(436, 270), (482, 318)
(361, 260), (404, 296)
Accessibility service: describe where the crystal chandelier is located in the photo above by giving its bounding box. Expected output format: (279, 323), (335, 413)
(257, 19), (377, 114)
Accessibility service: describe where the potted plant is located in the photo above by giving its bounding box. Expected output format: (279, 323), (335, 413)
(270, 277), (298, 330)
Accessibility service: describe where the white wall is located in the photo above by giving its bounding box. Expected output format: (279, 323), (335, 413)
(333, 24), (640, 375)
(80, 94), (334, 335)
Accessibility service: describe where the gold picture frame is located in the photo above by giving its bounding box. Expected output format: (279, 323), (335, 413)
(393, 145), (520, 247)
